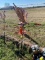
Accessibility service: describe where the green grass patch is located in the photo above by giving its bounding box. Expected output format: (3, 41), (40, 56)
(0, 38), (32, 60)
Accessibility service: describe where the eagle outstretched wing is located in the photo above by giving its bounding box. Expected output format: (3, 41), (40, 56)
(13, 3), (28, 23)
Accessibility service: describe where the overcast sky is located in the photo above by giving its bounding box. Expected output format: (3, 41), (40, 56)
(0, 0), (45, 7)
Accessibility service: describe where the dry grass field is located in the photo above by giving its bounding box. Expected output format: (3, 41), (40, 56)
(0, 7), (45, 47)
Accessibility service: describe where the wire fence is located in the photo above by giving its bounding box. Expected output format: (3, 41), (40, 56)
(16, 3), (45, 7)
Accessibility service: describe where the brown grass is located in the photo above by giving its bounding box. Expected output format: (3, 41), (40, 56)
(0, 7), (45, 47)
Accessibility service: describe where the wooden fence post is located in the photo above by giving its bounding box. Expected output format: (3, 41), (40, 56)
(3, 10), (6, 44)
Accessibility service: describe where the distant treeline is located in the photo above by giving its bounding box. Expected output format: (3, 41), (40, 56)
(0, 6), (45, 10)
(0, 6), (14, 10)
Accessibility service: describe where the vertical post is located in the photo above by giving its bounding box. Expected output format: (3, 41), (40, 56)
(3, 11), (6, 44)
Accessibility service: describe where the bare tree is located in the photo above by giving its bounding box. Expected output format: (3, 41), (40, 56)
(4, 3), (10, 7)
